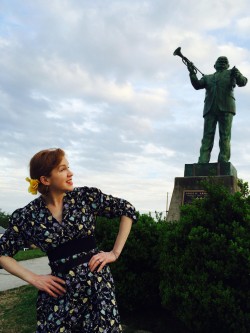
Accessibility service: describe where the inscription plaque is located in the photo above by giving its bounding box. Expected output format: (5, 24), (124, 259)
(182, 190), (207, 205)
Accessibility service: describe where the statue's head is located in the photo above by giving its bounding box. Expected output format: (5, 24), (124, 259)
(214, 56), (230, 71)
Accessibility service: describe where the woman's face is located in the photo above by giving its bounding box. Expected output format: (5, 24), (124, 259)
(46, 156), (74, 194)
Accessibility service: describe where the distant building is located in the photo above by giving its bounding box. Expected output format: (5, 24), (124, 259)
(0, 226), (6, 238)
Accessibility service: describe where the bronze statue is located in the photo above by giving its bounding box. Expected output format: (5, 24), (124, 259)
(174, 47), (248, 163)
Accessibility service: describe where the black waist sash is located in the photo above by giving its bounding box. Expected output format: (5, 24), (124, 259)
(47, 235), (97, 262)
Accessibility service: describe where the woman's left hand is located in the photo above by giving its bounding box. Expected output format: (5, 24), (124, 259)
(88, 251), (117, 273)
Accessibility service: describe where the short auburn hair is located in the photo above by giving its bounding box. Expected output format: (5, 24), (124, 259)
(29, 148), (65, 195)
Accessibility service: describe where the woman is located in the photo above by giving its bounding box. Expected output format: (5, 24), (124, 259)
(0, 148), (137, 332)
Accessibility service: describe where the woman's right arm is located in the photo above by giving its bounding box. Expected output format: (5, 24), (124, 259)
(0, 256), (66, 298)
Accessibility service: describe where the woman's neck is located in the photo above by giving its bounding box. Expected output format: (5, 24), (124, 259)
(42, 192), (65, 207)
(42, 192), (65, 223)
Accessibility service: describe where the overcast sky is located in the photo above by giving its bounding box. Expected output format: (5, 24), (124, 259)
(0, 0), (250, 216)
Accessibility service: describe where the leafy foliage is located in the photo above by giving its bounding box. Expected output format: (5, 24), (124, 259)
(0, 209), (10, 229)
(96, 213), (164, 312)
(95, 213), (189, 332)
(159, 180), (250, 333)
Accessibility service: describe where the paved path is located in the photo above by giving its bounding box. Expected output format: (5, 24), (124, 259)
(0, 256), (50, 291)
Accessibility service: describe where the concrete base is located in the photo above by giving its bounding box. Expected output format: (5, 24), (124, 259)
(167, 163), (238, 222)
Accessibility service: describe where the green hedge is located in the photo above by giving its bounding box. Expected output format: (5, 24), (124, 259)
(160, 180), (250, 333)
(0, 209), (10, 229)
(96, 213), (164, 312)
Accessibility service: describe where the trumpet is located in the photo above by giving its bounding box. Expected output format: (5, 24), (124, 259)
(173, 47), (204, 76)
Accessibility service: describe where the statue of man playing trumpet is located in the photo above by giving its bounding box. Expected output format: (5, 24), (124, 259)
(189, 56), (247, 163)
(174, 47), (248, 163)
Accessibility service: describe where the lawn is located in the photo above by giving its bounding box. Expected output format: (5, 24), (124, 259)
(13, 248), (46, 261)
(0, 285), (37, 333)
(0, 249), (44, 333)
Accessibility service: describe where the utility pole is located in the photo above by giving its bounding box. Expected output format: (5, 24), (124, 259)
(166, 192), (169, 218)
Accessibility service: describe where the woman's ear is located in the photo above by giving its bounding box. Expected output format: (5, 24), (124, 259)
(40, 176), (50, 186)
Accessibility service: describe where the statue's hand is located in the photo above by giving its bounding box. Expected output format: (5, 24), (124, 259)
(231, 66), (240, 78)
(187, 62), (196, 75)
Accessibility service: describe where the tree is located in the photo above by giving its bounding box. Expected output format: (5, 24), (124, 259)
(0, 209), (10, 229)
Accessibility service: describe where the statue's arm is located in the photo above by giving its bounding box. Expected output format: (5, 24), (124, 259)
(189, 73), (205, 90)
(186, 62), (205, 90)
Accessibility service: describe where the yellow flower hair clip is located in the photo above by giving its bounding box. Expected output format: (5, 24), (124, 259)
(26, 177), (40, 195)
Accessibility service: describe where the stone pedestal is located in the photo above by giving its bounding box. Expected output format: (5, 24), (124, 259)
(184, 162), (237, 178)
(167, 162), (238, 222)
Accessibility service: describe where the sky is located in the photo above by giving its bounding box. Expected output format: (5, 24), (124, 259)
(0, 0), (250, 216)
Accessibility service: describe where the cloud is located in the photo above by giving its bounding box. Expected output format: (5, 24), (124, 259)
(237, 16), (250, 30)
(0, 0), (250, 215)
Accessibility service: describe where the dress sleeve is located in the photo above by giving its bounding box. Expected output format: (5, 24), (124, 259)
(0, 209), (29, 257)
(87, 187), (137, 223)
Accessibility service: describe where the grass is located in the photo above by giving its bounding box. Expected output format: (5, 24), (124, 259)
(0, 285), (37, 333)
(13, 248), (46, 261)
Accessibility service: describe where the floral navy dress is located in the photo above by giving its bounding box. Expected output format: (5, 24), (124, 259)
(0, 187), (137, 333)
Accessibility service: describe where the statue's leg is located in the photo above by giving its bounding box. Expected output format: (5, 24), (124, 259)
(218, 112), (234, 162)
(198, 113), (217, 163)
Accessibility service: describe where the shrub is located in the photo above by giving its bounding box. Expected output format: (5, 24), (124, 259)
(96, 213), (164, 312)
(159, 180), (250, 333)
(0, 209), (10, 229)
